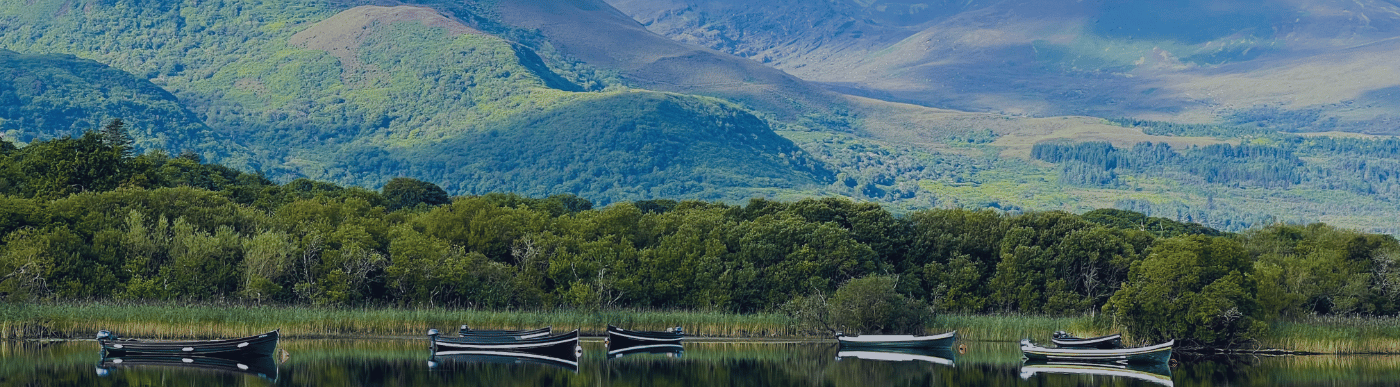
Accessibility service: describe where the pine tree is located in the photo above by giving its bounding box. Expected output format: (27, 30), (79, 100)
(101, 118), (133, 157)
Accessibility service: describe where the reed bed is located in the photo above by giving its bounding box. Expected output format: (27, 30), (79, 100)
(928, 313), (1105, 343)
(1258, 315), (1400, 354)
(0, 302), (799, 340)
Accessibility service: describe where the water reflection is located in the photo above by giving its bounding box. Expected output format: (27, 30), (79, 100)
(430, 350), (579, 372)
(836, 347), (957, 366)
(1020, 360), (1173, 386)
(0, 339), (1397, 386)
(97, 353), (279, 381)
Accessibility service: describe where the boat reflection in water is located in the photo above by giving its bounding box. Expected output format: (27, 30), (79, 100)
(607, 343), (684, 359)
(96, 353), (279, 381)
(1020, 360), (1174, 387)
(429, 350), (580, 372)
(835, 347), (957, 366)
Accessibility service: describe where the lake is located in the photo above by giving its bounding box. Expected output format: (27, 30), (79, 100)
(4, 338), (1397, 386)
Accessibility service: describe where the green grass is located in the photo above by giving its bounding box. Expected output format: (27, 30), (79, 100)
(1259, 315), (1400, 354)
(929, 313), (1106, 343)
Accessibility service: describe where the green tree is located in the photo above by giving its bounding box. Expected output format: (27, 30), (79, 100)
(382, 177), (450, 211)
(1104, 235), (1266, 348)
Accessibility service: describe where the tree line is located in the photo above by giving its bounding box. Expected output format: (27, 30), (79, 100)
(1, 127), (1398, 348)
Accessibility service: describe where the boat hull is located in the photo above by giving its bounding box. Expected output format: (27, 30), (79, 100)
(836, 331), (957, 350)
(1021, 339), (1173, 364)
(99, 330), (280, 358)
(606, 326), (683, 352)
(434, 330), (580, 361)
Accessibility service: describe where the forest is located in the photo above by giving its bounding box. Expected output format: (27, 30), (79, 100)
(0, 124), (1397, 348)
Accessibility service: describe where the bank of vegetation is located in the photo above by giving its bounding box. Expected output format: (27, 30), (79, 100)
(1, 126), (1398, 352)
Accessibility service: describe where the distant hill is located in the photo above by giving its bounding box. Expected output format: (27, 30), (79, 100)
(609, 0), (1400, 133)
(0, 49), (225, 157)
(0, 2), (833, 204)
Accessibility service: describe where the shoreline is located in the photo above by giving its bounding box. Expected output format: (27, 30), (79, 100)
(4, 303), (1397, 355)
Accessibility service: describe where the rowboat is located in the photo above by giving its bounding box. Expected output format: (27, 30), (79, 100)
(605, 325), (684, 355)
(1020, 339), (1173, 364)
(1051, 331), (1123, 349)
(96, 354), (278, 381)
(430, 329), (582, 361)
(1020, 360), (1173, 386)
(457, 325), (551, 339)
(97, 330), (280, 358)
(429, 350), (579, 371)
(836, 347), (957, 366)
(836, 331), (956, 350)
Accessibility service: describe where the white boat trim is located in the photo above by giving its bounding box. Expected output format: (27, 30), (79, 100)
(435, 337), (576, 350)
(837, 331), (956, 343)
(435, 350), (579, 367)
(607, 343), (684, 355)
(837, 350), (954, 366)
(1022, 340), (1173, 359)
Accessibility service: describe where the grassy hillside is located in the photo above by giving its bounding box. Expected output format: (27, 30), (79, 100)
(0, 1), (831, 203)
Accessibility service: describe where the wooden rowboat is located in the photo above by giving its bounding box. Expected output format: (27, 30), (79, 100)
(431, 329), (581, 361)
(1020, 339), (1173, 364)
(1051, 331), (1124, 349)
(97, 354), (278, 381)
(605, 325), (684, 355)
(97, 330), (280, 358)
(836, 331), (956, 350)
(457, 325), (551, 339)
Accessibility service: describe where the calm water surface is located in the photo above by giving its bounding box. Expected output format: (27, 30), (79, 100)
(3, 338), (1397, 386)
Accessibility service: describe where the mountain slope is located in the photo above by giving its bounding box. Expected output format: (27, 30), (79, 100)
(0, 2), (832, 203)
(608, 0), (1400, 130)
(0, 49), (222, 155)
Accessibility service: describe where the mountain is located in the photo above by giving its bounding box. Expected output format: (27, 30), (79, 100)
(0, 1), (833, 204)
(3, 0), (1400, 234)
(0, 49), (223, 156)
(608, 0), (1400, 132)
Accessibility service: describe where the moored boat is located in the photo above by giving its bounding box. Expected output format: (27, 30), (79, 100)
(431, 329), (581, 361)
(1020, 339), (1173, 364)
(97, 330), (280, 358)
(1020, 360), (1173, 387)
(97, 354), (278, 381)
(605, 325), (684, 354)
(457, 325), (551, 339)
(1051, 331), (1123, 349)
(836, 331), (957, 350)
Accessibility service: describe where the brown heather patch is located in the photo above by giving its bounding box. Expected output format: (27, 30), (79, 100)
(289, 5), (483, 86)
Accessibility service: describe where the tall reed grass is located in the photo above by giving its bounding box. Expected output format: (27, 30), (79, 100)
(0, 301), (797, 340)
(1258, 315), (1400, 354)
(929, 313), (1107, 343)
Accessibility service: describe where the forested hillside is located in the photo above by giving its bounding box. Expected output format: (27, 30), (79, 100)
(2, 134), (1397, 348)
(0, 1), (831, 204)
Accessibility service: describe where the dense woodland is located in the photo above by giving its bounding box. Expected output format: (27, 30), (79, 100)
(1, 125), (1398, 348)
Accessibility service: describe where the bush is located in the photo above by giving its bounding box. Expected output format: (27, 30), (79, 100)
(784, 275), (934, 335)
